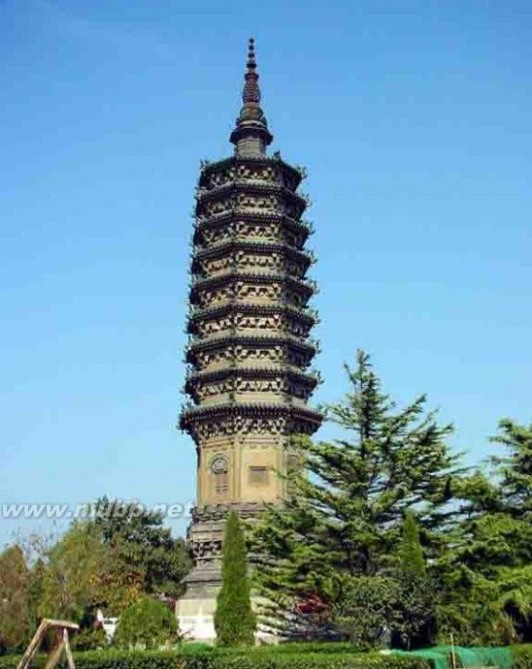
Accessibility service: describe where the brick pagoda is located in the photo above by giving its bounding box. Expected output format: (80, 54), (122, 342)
(177, 39), (322, 640)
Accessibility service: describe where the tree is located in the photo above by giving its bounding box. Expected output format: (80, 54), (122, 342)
(113, 596), (178, 649)
(0, 545), (32, 652)
(435, 419), (532, 644)
(395, 513), (434, 648)
(0, 500), (192, 648)
(251, 350), (464, 641)
(491, 419), (532, 519)
(93, 498), (191, 603)
(38, 522), (105, 623)
(214, 511), (256, 647)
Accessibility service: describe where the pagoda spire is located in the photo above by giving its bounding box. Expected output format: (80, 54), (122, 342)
(230, 38), (273, 157)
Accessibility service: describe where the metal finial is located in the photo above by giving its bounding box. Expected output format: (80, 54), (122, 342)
(247, 37), (256, 68)
(230, 37), (273, 154)
(242, 37), (260, 104)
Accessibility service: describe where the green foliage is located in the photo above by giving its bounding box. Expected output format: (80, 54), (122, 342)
(93, 498), (192, 603)
(491, 420), (532, 518)
(396, 514), (434, 649)
(244, 643), (362, 655)
(71, 626), (108, 651)
(512, 645), (532, 669)
(39, 522), (105, 623)
(399, 514), (426, 582)
(0, 649), (430, 669)
(60, 650), (177, 669)
(5, 646), (531, 669)
(113, 596), (179, 649)
(251, 350), (463, 643)
(435, 420), (532, 644)
(334, 577), (401, 649)
(186, 653), (429, 669)
(0, 657), (23, 669)
(1, 497), (191, 653)
(214, 512), (256, 647)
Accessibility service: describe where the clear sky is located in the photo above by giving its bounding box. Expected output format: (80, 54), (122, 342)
(1, 0), (531, 546)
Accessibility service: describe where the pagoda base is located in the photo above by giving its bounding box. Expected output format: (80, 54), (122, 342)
(176, 563), (220, 642)
(176, 572), (277, 644)
(176, 503), (274, 642)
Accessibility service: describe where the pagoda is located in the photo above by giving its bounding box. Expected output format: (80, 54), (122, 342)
(177, 39), (322, 640)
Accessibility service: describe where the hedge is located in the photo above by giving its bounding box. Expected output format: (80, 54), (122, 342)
(1, 646), (530, 669)
(0, 650), (428, 669)
(223, 644), (363, 655)
(185, 654), (430, 669)
(511, 646), (532, 669)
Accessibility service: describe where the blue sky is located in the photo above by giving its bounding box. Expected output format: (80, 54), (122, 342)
(1, 0), (531, 546)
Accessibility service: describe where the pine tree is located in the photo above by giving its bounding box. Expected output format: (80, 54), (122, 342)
(436, 420), (532, 644)
(251, 350), (464, 640)
(214, 511), (256, 647)
(491, 419), (532, 519)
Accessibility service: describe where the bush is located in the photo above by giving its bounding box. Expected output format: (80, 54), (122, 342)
(113, 597), (178, 649)
(0, 657), (21, 669)
(72, 627), (108, 651)
(73, 650), (180, 669)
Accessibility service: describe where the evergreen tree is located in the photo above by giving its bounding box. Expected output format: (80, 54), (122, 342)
(396, 513), (433, 648)
(491, 419), (532, 519)
(214, 511), (256, 647)
(435, 420), (532, 644)
(251, 350), (464, 640)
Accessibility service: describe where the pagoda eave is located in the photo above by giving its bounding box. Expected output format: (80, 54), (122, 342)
(188, 301), (315, 325)
(189, 271), (315, 302)
(180, 401), (323, 431)
(186, 332), (317, 358)
(184, 366), (319, 396)
(196, 181), (307, 209)
(199, 155), (303, 189)
(192, 239), (313, 267)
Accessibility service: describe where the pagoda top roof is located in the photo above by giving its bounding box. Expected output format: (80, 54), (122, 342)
(229, 38), (273, 156)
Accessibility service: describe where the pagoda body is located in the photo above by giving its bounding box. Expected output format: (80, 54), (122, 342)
(177, 40), (322, 640)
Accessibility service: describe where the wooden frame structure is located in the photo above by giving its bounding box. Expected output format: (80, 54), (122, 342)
(16, 619), (79, 669)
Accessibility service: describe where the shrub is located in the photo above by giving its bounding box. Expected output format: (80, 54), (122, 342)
(72, 627), (108, 651)
(0, 657), (21, 669)
(113, 597), (179, 649)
